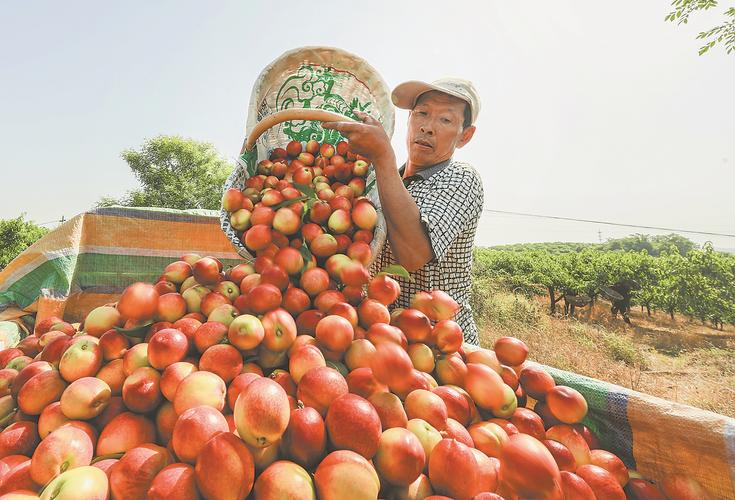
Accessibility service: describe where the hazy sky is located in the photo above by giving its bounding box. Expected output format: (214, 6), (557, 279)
(2, 1), (734, 249)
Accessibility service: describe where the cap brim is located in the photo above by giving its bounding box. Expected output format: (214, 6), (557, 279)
(391, 80), (473, 113)
(391, 81), (436, 110)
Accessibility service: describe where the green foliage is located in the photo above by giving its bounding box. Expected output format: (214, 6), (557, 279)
(473, 238), (735, 327)
(471, 277), (541, 330)
(602, 233), (696, 256)
(379, 264), (413, 281)
(674, 243), (735, 326)
(666, 0), (735, 55)
(0, 215), (48, 270)
(473, 249), (553, 297)
(485, 242), (595, 254)
(630, 253), (659, 311)
(600, 332), (650, 369)
(99, 135), (233, 210)
(488, 233), (697, 258)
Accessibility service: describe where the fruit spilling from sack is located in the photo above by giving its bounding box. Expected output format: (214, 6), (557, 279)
(224, 139), (378, 263)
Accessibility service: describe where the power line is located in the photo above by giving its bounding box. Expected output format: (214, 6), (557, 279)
(37, 217), (65, 226)
(482, 209), (735, 238)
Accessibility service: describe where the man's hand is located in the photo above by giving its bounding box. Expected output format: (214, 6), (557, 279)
(324, 113), (434, 272)
(322, 111), (395, 165)
(325, 111), (434, 272)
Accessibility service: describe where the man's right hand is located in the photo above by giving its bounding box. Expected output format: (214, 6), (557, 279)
(322, 111), (395, 166)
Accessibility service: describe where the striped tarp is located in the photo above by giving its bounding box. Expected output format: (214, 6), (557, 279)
(0, 207), (243, 322)
(547, 365), (735, 499)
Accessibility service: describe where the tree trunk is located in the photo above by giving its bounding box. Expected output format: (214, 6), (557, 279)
(548, 286), (556, 315)
(646, 304), (651, 316)
(669, 309), (675, 321)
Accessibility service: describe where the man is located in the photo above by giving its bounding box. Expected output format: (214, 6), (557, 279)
(323, 78), (484, 345)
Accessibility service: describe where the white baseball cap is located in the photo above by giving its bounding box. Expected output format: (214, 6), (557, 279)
(391, 77), (481, 125)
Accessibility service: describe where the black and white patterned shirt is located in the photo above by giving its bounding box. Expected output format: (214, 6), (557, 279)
(372, 158), (484, 345)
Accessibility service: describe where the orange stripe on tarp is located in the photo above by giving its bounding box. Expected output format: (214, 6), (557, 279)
(22, 292), (122, 324)
(64, 292), (121, 323)
(79, 213), (237, 253)
(626, 391), (735, 499)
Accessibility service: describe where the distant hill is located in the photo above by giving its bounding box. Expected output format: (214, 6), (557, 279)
(484, 233), (719, 257)
(485, 242), (597, 254)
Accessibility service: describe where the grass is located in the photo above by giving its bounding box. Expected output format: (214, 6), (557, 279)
(600, 331), (649, 370)
(472, 279), (735, 417)
(470, 277), (542, 331)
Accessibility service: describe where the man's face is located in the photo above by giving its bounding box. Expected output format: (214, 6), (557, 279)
(406, 91), (476, 168)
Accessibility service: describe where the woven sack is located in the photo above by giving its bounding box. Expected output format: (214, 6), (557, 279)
(221, 46), (395, 262)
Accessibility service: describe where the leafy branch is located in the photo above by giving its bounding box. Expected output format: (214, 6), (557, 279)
(665, 0), (719, 25)
(666, 0), (735, 55)
(696, 7), (735, 54)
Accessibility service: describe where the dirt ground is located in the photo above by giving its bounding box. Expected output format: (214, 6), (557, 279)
(478, 293), (735, 417)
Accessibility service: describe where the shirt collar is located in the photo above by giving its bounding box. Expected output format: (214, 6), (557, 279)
(399, 158), (453, 182)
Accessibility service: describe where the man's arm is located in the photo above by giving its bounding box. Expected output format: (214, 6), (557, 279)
(323, 113), (433, 272)
(371, 151), (434, 272)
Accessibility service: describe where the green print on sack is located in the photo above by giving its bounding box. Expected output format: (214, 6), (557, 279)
(265, 64), (375, 144)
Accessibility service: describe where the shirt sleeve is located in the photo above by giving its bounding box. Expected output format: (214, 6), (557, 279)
(417, 166), (484, 263)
